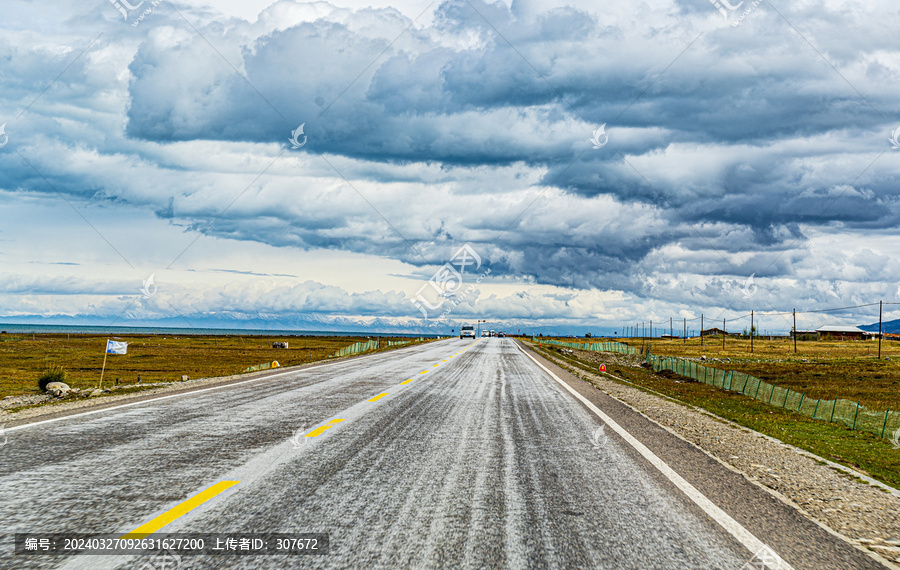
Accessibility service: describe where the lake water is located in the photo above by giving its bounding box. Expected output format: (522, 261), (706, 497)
(0, 323), (435, 338)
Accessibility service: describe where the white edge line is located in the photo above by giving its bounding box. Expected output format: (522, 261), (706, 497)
(516, 344), (794, 570)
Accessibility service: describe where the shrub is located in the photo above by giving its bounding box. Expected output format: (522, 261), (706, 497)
(38, 366), (67, 391)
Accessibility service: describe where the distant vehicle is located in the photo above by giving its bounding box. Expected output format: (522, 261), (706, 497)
(482, 330), (490, 337)
(460, 325), (476, 339)
(497, 332), (506, 338)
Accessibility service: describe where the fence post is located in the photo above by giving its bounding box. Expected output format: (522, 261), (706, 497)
(830, 401), (836, 422)
(798, 392), (805, 412)
(754, 379), (762, 399)
(882, 408), (891, 438)
(813, 398), (820, 419)
(782, 389), (790, 408)
(852, 402), (860, 430)
(768, 385), (775, 404)
(740, 373), (749, 393)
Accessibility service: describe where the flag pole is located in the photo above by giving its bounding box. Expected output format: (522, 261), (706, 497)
(98, 339), (109, 390)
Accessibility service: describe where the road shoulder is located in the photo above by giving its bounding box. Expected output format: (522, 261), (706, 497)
(0, 342), (429, 429)
(518, 340), (899, 569)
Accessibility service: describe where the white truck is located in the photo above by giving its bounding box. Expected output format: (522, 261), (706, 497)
(460, 325), (476, 339)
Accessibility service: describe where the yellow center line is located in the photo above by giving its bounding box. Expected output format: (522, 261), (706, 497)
(305, 418), (345, 437)
(400, 378), (414, 385)
(419, 370), (428, 374)
(122, 481), (240, 539)
(367, 393), (389, 402)
(433, 364), (439, 367)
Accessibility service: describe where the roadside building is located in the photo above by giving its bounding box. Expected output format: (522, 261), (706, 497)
(700, 327), (738, 337)
(790, 329), (818, 340)
(814, 325), (867, 341)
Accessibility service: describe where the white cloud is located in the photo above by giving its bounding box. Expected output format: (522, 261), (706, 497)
(1, 0), (899, 332)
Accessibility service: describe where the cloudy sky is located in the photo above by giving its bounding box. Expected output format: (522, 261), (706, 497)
(1, 0), (899, 335)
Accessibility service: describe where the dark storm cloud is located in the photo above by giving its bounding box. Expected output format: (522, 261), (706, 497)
(3, 0), (900, 312)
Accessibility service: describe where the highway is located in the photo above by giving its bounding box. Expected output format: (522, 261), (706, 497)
(0, 338), (884, 569)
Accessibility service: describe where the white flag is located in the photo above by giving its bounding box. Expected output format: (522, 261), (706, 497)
(106, 340), (128, 355)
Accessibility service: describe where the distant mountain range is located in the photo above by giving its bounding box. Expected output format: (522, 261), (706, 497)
(0, 312), (537, 336)
(0, 313), (454, 335)
(3, 312), (897, 337)
(859, 318), (900, 334)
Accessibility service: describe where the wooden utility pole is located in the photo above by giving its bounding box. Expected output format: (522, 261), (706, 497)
(793, 309), (797, 353)
(670, 317), (673, 337)
(750, 310), (754, 353)
(683, 318), (686, 344)
(723, 317), (726, 350)
(878, 300), (883, 359)
(701, 314), (704, 347)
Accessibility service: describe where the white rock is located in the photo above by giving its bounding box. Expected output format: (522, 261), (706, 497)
(45, 381), (70, 395)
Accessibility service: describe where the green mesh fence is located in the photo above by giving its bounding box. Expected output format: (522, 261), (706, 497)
(243, 361), (279, 373)
(530, 338), (900, 441)
(534, 338), (641, 355)
(332, 339), (416, 358)
(643, 349), (900, 441)
(333, 340), (377, 357)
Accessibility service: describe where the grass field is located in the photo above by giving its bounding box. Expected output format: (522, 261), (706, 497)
(546, 336), (900, 411)
(528, 341), (900, 490)
(0, 333), (422, 399)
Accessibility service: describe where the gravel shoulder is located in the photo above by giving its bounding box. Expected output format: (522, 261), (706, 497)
(0, 342), (435, 427)
(0, 370), (278, 426)
(530, 344), (900, 567)
(0, 353), (373, 427)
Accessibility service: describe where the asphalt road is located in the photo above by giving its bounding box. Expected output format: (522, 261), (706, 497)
(0, 338), (884, 569)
